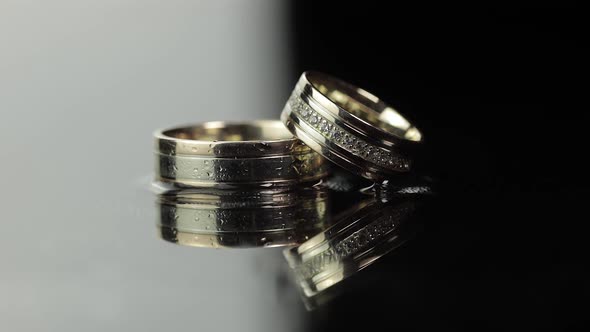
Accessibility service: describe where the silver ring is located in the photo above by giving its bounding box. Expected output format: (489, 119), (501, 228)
(154, 120), (328, 188)
(281, 71), (423, 181)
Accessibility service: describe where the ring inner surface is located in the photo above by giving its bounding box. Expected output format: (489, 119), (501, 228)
(164, 122), (293, 142)
(307, 72), (422, 142)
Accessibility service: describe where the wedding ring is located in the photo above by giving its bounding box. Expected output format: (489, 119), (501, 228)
(281, 71), (423, 180)
(154, 120), (328, 188)
(156, 187), (330, 248)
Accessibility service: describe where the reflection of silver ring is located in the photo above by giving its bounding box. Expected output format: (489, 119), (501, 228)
(156, 188), (330, 248)
(154, 120), (328, 188)
(281, 71), (423, 180)
(284, 198), (419, 297)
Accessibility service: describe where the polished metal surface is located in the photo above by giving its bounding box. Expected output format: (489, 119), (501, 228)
(154, 120), (328, 188)
(281, 71), (423, 181)
(156, 186), (331, 248)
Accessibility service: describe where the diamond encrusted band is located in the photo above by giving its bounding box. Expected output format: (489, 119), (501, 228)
(287, 91), (410, 171)
(281, 71), (423, 181)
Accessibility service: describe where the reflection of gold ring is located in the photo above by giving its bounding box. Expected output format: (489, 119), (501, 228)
(154, 120), (328, 188)
(284, 198), (419, 297)
(156, 188), (330, 248)
(281, 72), (423, 180)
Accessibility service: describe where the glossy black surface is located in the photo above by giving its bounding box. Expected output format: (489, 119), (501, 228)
(290, 2), (587, 331)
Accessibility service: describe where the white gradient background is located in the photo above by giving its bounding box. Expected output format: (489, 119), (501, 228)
(0, 1), (303, 331)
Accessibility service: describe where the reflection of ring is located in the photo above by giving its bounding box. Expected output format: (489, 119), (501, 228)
(157, 188), (330, 248)
(154, 120), (328, 188)
(281, 71), (423, 180)
(284, 198), (419, 297)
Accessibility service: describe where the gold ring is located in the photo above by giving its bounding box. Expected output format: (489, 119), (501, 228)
(281, 71), (423, 181)
(154, 120), (328, 188)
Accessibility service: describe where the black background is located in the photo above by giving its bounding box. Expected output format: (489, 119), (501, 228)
(289, 2), (587, 331)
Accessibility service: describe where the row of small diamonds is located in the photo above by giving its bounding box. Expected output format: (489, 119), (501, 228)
(294, 206), (413, 279)
(334, 205), (413, 257)
(288, 92), (409, 171)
